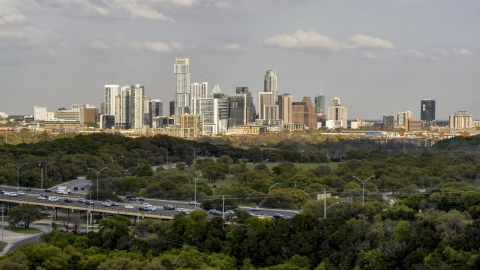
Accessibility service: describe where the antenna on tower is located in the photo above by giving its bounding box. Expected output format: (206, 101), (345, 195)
(205, 76), (208, 82)
(321, 85), (323, 95)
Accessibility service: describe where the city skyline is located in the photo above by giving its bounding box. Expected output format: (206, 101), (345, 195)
(1, 1), (479, 119)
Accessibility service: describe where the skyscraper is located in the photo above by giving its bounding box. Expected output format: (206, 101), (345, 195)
(259, 92), (273, 120)
(421, 99), (436, 127)
(236, 87), (255, 124)
(264, 70), (278, 104)
(149, 99), (163, 127)
(397, 111), (413, 127)
(383, 115), (395, 128)
(104, 85), (119, 116)
(130, 84), (145, 130)
(228, 94), (246, 128)
(190, 81), (208, 114)
(314, 95), (326, 114)
(327, 97), (348, 128)
(292, 97), (316, 129)
(116, 86), (131, 128)
(174, 58), (190, 124)
(278, 94), (293, 124)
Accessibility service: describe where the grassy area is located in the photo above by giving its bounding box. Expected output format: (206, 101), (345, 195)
(0, 242), (7, 253)
(5, 226), (42, 234)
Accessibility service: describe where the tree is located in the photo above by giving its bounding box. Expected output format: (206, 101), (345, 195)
(201, 163), (227, 183)
(176, 162), (186, 171)
(136, 164), (154, 177)
(9, 204), (43, 228)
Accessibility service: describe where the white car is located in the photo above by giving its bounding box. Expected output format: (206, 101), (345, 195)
(3, 192), (10, 196)
(102, 201), (112, 207)
(9, 192), (18, 197)
(142, 203), (152, 207)
(38, 195), (47, 200)
(178, 208), (186, 213)
(48, 196), (59, 202)
(188, 201), (198, 205)
(250, 206), (261, 211)
(17, 191), (25, 196)
(145, 205), (156, 211)
(125, 204), (134, 209)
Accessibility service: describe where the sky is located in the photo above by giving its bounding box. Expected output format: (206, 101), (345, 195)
(1, 0), (479, 120)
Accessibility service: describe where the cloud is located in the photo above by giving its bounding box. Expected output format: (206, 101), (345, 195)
(264, 30), (348, 51)
(403, 50), (437, 60)
(143, 41), (184, 53)
(36, 0), (172, 21)
(350, 34), (394, 49)
(90, 39), (110, 49)
(433, 48), (449, 56)
(453, 48), (473, 56)
(360, 51), (381, 60)
(217, 43), (243, 52)
(0, 6), (27, 25)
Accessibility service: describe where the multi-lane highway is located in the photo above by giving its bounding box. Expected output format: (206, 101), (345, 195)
(0, 183), (299, 220)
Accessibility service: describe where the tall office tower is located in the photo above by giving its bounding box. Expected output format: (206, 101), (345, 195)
(130, 84), (145, 130)
(195, 98), (218, 135)
(100, 102), (105, 115)
(169, 101), (175, 116)
(228, 94), (246, 127)
(449, 111), (473, 128)
(236, 87), (255, 123)
(314, 95), (326, 114)
(383, 115), (395, 128)
(174, 58), (190, 124)
(264, 70), (278, 105)
(190, 81), (208, 113)
(327, 97), (348, 128)
(259, 92), (273, 119)
(70, 104), (86, 125)
(34, 106), (47, 121)
(143, 97), (151, 127)
(292, 97), (316, 129)
(212, 86), (229, 132)
(115, 86), (131, 128)
(149, 99), (163, 128)
(421, 99), (436, 127)
(278, 94), (293, 124)
(104, 85), (119, 116)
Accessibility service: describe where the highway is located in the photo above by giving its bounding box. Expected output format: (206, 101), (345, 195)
(0, 184), (299, 220)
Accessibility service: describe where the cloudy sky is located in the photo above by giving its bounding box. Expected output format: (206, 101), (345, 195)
(1, 0), (479, 120)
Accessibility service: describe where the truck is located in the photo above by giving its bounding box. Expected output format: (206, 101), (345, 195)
(56, 185), (71, 195)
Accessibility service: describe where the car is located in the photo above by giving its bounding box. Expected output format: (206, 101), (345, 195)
(273, 213), (284, 219)
(78, 198), (86, 203)
(17, 191), (25, 196)
(142, 203), (152, 207)
(102, 201), (111, 207)
(226, 210), (235, 214)
(138, 197), (145, 201)
(256, 215), (266, 219)
(188, 201), (198, 205)
(16, 221), (26, 227)
(64, 198), (73, 203)
(209, 209), (222, 216)
(44, 189), (51, 192)
(85, 200), (94, 205)
(125, 204), (134, 209)
(178, 208), (187, 213)
(179, 209), (189, 215)
(144, 205), (156, 211)
(81, 187), (85, 190)
(25, 187), (31, 191)
(3, 192), (10, 196)
(163, 204), (175, 210)
(102, 199), (112, 204)
(248, 212), (256, 216)
(9, 192), (18, 197)
(10, 186), (16, 190)
(85, 184), (90, 187)
(38, 195), (47, 200)
(73, 187), (78, 191)
(126, 194), (136, 201)
(48, 196), (59, 202)
(250, 206), (261, 211)
(111, 201), (119, 206)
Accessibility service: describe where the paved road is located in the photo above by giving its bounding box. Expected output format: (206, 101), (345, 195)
(0, 223), (51, 254)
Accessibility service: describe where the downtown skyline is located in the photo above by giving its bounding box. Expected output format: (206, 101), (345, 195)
(1, 0), (479, 119)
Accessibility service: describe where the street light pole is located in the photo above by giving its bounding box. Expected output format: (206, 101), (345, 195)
(353, 175), (375, 205)
(103, 154), (113, 164)
(324, 202), (340, 219)
(269, 183), (279, 194)
(38, 163), (43, 190)
(186, 172), (204, 209)
(8, 163), (27, 190)
(90, 167), (108, 201)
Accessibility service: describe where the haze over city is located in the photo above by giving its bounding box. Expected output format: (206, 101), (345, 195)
(1, 0), (479, 119)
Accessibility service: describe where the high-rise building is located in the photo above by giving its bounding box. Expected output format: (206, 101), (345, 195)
(264, 70), (278, 105)
(449, 111), (473, 129)
(190, 81), (208, 113)
(278, 94), (293, 124)
(228, 94), (246, 128)
(327, 97), (348, 128)
(115, 86), (131, 128)
(421, 99), (436, 127)
(259, 92), (272, 120)
(174, 58), (190, 124)
(169, 100), (174, 117)
(130, 84), (145, 130)
(236, 87), (255, 124)
(397, 111), (413, 127)
(314, 95), (326, 114)
(383, 115), (395, 128)
(149, 99), (163, 128)
(34, 106), (47, 121)
(104, 85), (119, 116)
(195, 98), (218, 135)
(212, 86), (229, 132)
(292, 97), (316, 129)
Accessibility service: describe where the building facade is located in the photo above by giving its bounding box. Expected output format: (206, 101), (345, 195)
(383, 115), (395, 128)
(130, 84), (145, 130)
(174, 58), (190, 124)
(34, 106), (47, 121)
(449, 111), (473, 129)
(149, 99), (163, 128)
(228, 94), (247, 128)
(327, 97), (348, 128)
(278, 93), (293, 124)
(421, 99), (436, 127)
(104, 85), (119, 116)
